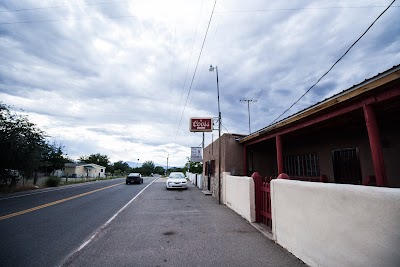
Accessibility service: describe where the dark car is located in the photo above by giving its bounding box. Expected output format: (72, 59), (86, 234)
(126, 173), (143, 184)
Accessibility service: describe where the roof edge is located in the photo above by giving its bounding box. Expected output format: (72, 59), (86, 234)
(239, 65), (400, 144)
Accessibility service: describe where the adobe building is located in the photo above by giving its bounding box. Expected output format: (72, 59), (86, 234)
(202, 65), (400, 198)
(203, 133), (245, 197)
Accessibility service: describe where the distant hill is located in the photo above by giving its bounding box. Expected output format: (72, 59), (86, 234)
(126, 161), (181, 169)
(126, 161), (142, 168)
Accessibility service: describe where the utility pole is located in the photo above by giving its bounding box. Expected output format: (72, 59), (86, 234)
(209, 65), (222, 204)
(200, 132), (204, 187)
(240, 99), (257, 134)
(166, 154), (169, 176)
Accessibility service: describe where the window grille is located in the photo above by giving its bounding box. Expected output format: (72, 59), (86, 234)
(284, 153), (320, 177)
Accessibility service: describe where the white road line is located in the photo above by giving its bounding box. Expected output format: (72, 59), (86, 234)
(76, 177), (159, 252)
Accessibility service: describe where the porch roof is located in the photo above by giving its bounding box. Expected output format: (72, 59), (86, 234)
(84, 166), (95, 169)
(239, 65), (400, 144)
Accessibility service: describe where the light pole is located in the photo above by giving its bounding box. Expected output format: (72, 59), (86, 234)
(137, 159), (139, 169)
(209, 65), (222, 204)
(166, 154), (169, 176)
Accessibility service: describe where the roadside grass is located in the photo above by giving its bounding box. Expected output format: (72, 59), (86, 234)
(62, 176), (123, 185)
(45, 176), (61, 187)
(0, 184), (38, 194)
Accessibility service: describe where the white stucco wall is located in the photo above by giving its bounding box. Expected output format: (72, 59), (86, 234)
(187, 173), (202, 189)
(187, 172), (196, 184)
(271, 179), (400, 267)
(196, 174), (202, 189)
(223, 174), (255, 222)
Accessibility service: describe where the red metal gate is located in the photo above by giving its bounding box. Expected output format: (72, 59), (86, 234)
(252, 172), (272, 227)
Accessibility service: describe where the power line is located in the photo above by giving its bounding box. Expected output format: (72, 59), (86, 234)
(1, 4), (399, 25)
(215, 5), (400, 13)
(168, 11), (177, 125)
(173, 0), (217, 144)
(2, 2), (397, 14)
(0, 14), (138, 25)
(187, 10), (222, 111)
(177, 0), (204, 110)
(0, 1), (133, 13)
(269, 0), (396, 126)
(254, 88), (264, 101)
(221, 123), (230, 134)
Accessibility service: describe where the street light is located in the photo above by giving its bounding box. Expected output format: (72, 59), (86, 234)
(209, 65), (222, 204)
(137, 159), (139, 169)
(166, 154), (169, 176)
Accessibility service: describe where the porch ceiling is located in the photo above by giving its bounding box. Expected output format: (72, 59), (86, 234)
(240, 71), (400, 146)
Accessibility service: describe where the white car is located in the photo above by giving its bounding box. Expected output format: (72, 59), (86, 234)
(166, 172), (188, 190)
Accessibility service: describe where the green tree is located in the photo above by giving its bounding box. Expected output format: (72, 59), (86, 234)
(0, 103), (48, 186)
(40, 142), (72, 175)
(79, 153), (110, 168)
(183, 157), (203, 174)
(112, 161), (131, 175)
(154, 166), (165, 175)
(167, 167), (184, 176)
(141, 160), (155, 176)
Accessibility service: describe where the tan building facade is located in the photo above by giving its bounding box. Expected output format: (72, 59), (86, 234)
(64, 163), (106, 178)
(202, 133), (245, 198)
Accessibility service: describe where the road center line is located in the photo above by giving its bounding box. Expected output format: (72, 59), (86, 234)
(0, 182), (124, 221)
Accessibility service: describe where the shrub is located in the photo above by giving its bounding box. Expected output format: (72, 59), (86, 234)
(45, 176), (61, 187)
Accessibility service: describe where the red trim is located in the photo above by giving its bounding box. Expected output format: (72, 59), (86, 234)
(363, 104), (387, 186)
(252, 172), (263, 222)
(244, 86), (400, 146)
(276, 135), (284, 174)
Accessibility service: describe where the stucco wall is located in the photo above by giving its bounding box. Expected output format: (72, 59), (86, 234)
(64, 166), (77, 177)
(203, 135), (220, 196)
(203, 133), (245, 197)
(187, 172), (202, 189)
(223, 173), (255, 222)
(222, 135), (245, 176)
(75, 166), (87, 176)
(271, 179), (400, 267)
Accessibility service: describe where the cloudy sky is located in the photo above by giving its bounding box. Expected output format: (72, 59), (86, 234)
(1, 0), (399, 167)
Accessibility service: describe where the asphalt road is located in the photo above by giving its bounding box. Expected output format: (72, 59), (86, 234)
(0, 177), (157, 267)
(63, 179), (306, 267)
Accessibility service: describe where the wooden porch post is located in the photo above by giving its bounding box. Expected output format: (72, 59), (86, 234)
(243, 145), (247, 176)
(276, 135), (284, 174)
(363, 104), (387, 186)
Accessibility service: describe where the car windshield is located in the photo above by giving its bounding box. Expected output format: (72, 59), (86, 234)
(169, 173), (184, 178)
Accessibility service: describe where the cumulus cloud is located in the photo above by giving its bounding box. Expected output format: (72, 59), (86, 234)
(1, 0), (399, 166)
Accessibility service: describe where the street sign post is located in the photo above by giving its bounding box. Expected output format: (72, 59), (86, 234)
(191, 147), (202, 162)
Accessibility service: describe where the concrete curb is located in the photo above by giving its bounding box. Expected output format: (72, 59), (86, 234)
(250, 222), (274, 240)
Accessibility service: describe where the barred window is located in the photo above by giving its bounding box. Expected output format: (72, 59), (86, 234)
(284, 153), (320, 177)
